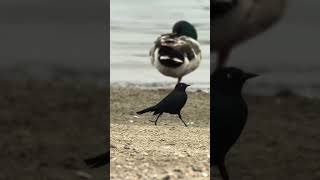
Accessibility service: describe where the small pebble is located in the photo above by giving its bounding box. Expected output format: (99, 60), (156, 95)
(202, 172), (209, 177)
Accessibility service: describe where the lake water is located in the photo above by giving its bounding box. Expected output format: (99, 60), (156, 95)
(110, 0), (210, 91)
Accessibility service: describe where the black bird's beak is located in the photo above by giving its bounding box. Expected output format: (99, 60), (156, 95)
(243, 72), (258, 80)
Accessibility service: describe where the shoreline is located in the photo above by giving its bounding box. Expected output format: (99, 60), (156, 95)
(111, 82), (320, 99)
(111, 81), (210, 93)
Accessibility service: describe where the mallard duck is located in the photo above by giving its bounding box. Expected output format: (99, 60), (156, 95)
(150, 21), (202, 84)
(212, 0), (287, 68)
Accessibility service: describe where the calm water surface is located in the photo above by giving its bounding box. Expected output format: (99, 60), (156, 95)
(110, 0), (210, 90)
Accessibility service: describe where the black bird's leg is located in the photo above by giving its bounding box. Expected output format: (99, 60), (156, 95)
(178, 113), (188, 127)
(154, 113), (163, 126)
(218, 162), (229, 180)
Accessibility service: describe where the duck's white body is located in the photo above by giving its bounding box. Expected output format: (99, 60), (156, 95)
(151, 34), (202, 82)
(212, 0), (287, 66)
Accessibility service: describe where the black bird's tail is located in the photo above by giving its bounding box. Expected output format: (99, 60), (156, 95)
(136, 106), (156, 114)
(84, 152), (109, 168)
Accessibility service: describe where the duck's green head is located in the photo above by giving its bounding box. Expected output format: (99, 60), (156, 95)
(172, 20), (198, 40)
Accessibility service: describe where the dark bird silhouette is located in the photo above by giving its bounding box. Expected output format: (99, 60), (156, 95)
(211, 67), (258, 180)
(136, 83), (190, 127)
(84, 152), (110, 168)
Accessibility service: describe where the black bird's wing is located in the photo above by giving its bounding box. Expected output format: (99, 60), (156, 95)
(84, 152), (110, 168)
(137, 89), (187, 115)
(212, 95), (247, 164)
(136, 90), (178, 115)
(155, 90), (187, 114)
(212, 0), (238, 20)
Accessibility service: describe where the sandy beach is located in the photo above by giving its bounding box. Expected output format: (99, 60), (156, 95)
(110, 86), (320, 180)
(110, 86), (210, 179)
(1, 81), (319, 179)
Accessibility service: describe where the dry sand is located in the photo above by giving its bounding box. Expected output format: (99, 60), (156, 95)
(110, 87), (210, 180)
(111, 87), (320, 180)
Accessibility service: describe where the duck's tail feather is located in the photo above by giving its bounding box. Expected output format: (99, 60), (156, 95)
(159, 46), (185, 62)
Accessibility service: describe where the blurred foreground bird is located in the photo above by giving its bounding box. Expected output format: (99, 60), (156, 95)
(211, 67), (258, 180)
(212, 0), (286, 68)
(84, 152), (109, 168)
(137, 83), (190, 127)
(150, 20), (202, 84)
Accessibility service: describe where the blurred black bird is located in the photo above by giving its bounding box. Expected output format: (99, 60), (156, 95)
(84, 152), (109, 168)
(211, 67), (258, 180)
(136, 83), (190, 127)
